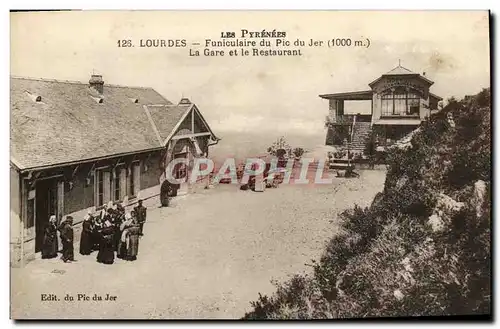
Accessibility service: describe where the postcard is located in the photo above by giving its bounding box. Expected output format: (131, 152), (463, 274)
(10, 10), (491, 319)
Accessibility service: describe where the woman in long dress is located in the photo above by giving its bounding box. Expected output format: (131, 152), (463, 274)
(41, 215), (58, 259)
(79, 211), (94, 255)
(92, 216), (102, 251)
(117, 213), (132, 259)
(96, 219), (115, 265)
(125, 218), (141, 261)
(112, 208), (124, 251)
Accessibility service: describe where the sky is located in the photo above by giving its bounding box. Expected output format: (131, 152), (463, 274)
(10, 11), (490, 139)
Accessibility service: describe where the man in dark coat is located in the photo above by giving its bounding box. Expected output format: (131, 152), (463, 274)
(59, 216), (75, 263)
(134, 199), (147, 236)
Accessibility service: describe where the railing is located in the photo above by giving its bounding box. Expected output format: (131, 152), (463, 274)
(350, 115), (357, 142)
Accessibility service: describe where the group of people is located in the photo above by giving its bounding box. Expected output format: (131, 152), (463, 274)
(41, 199), (148, 265)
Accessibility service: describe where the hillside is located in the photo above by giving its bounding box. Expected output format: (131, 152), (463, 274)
(243, 89), (491, 319)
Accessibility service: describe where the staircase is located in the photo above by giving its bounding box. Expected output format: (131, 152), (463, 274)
(328, 117), (372, 169)
(350, 121), (372, 152)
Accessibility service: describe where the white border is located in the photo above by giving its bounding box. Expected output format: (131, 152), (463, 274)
(2, 1), (497, 328)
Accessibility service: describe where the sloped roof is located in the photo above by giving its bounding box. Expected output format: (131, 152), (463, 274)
(383, 65), (416, 75)
(369, 65), (434, 87)
(430, 92), (443, 101)
(146, 103), (192, 142)
(319, 90), (373, 100)
(10, 77), (209, 171)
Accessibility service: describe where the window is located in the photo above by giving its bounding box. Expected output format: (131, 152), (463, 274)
(174, 163), (187, 179)
(381, 88), (421, 117)
(407, 92), (420, 115)
(97, 170), (104, 207)
(128, 162), (140, 197)
(173, 154), (187, 180)
(113, 168), (121, 201)
(129, 166), (135, 197)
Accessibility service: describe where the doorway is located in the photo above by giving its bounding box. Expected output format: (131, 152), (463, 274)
(35, 179), (58, 252)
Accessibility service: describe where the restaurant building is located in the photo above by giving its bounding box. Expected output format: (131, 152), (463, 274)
(320, 64), (442, 154)
(10, 75), (218, 266)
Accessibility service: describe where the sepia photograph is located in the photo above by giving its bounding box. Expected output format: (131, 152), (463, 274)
(9, 10), (491, 320)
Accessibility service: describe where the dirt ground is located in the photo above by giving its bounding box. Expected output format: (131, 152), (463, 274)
(11, 169), (386, 319)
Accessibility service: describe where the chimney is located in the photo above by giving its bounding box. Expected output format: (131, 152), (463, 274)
(89, 74), (104, 95)
(179, 97), (192, 105)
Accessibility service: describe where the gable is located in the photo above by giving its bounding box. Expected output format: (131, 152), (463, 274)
(370, 75), (431, 97)
(164, 105), (216, 144)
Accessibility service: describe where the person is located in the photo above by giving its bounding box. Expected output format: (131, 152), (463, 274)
(105, 205), (115, 224)
(116, 202), (125, 217)
(99, 202), (112, 224)
(79, 211), (94, 255)
(125, 218), (141, 261)
(92, 216), (103, 251)
(117, 213), (133, 259)
(59, 216), (75, 263)
(134, 199), (147, 236)
(96, 219), (115, 265)
(113, 207), (125, 252)
(41, 215), (58, 259)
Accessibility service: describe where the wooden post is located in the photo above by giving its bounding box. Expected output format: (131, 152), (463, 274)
(133, 162), (141, 196)
(191, 109), (195, 133)
(57, 181), (64, 219)
(20, 180), (26, 267)
(103, 171), (111, 204)
(120, 168), (127, 199)
(329, 99), (337, 123)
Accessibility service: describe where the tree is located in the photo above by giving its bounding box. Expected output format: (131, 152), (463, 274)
(292, 147), (305, 159)
(267, 136), (292, 157)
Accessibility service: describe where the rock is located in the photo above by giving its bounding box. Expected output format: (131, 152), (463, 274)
(393, 289), (404, 301)
(395, 175), (408, 190)
(473, 180), (487, 217)
(401, 257), (413, 272)
(427, 194), (465, 232)
(436, 193), (465, 213)
(428, 213), (445, 232)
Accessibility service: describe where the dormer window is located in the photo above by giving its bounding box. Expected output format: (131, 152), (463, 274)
(381, 87), (420, 117)
(129, 98), (139, 104)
